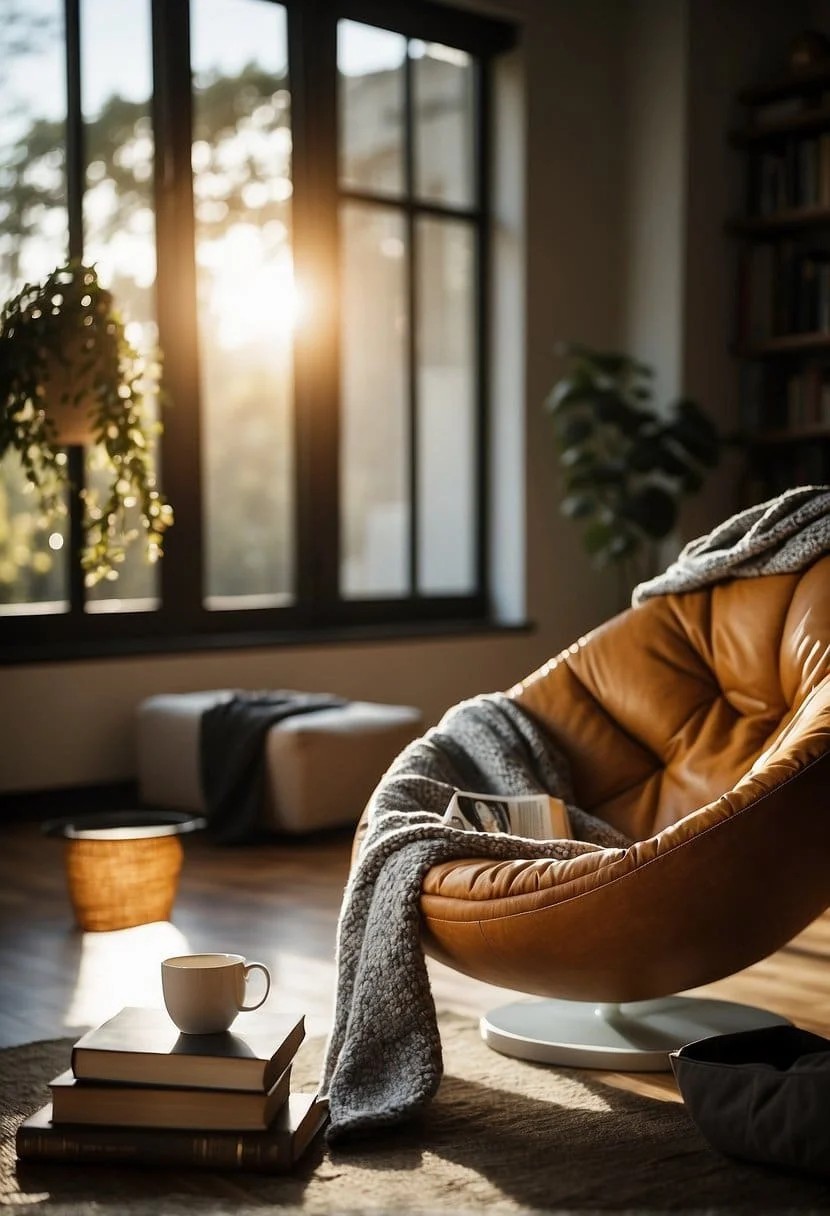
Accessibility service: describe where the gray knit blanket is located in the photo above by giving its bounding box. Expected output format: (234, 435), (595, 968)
(320, 693), (631, 1143)
(632, 484), (830, 605)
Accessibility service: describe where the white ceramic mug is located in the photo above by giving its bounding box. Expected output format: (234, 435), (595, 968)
(161, 953), (271, 1034)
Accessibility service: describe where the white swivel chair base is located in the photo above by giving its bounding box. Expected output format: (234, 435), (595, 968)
(480, 996), (790, 1071)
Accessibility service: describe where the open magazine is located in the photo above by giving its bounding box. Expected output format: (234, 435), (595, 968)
(442, 790), (573, 840)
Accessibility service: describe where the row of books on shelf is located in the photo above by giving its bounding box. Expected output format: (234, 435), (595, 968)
(748, 92), (830, 131)
(739, 364), (830, 433)
(15, 1005), (328, 1174)
(740, 241), (830, 341)
(742, 441), (830, 502)
(752, 134), (830, 215)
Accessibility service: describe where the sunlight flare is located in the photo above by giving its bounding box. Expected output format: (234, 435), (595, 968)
(65, 921), (191, 1031)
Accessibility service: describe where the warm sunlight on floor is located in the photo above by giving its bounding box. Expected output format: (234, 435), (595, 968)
(64, 921), (191, 1033)
(61, 927), (341, 1042)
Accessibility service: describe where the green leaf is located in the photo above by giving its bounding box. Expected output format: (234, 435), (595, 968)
(627, 436), (663, 472)
(665, 418), (719, 465)
(544, 371), (594, 413)
(607, 530), (639, 559)
(556, 415), (594, 446)
(564, 467), (597, 492)
(561, 343), (653, 379)
(676, 397), (720, 439)
(582, 518), (616, 556)
(621, 485), (678, 538)
(585, 460), (626, 485)
(561, 493), (597, 520)
(652, 439), (694, 478)
(560, 445), (595, 469)
(680, 466), (704, 493)
(668, 399), (721, 464)
(594, 393), (649, 434)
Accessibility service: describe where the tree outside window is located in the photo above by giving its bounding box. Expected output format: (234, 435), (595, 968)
(0, 0), (514, 658)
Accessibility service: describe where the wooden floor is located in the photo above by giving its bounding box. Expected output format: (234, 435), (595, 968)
(2, 817), (830, 1104)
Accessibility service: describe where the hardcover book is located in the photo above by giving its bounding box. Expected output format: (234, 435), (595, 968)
(16, 1092), (328, 1174)
(70, 1006), (305, 1092)
(49, 1063), (291, 1131)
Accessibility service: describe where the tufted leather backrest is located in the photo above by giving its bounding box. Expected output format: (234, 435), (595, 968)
(511, 556), (830, 842)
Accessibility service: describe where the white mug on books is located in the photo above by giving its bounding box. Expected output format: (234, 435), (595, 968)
(161, 953), (271, 1034)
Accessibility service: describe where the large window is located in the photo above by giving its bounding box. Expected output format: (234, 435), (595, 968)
(0, 0), (514, 660)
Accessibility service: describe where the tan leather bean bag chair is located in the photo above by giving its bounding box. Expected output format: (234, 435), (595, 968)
(356, 557), (830, 1064)
(422, 556), (830, 998)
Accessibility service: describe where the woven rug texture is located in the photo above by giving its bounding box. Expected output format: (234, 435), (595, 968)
(3, 1013), (830, 1215)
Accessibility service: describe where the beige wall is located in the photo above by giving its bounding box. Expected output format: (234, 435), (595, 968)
(0, 634), (547, 790)
(621, 0), (689, 407)
(2, 0), (822, 794)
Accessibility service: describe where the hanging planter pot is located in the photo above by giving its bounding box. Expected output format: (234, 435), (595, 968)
(41, 390), (97, 447)
(38, 335), (101, 446)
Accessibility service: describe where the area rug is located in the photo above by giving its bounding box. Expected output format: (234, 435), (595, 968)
(3, 1014), (830, 1215)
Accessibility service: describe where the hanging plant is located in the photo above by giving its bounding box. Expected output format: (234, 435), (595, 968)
(0, 260), (173, 586)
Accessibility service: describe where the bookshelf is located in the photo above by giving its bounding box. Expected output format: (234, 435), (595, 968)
(730, 44), (830, 501)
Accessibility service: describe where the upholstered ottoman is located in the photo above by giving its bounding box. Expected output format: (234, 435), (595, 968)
(136, 692), (423, 835)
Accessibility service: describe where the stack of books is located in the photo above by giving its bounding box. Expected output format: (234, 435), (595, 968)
(16, 1006), (328, 1173)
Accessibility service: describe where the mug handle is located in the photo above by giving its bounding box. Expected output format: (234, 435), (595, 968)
(240, 961), (271, 1011)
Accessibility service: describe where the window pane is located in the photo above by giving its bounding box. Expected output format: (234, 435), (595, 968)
(340, 203), (409, 598)
(191, 0), (295, 608)
(412, 42), (475, 208)
(0, 0), (70, 614)
(81, 0), (159, 612)
(416, 218), (476, 594)
(0, 453), (69, 614)
(338, 20), (406, 197)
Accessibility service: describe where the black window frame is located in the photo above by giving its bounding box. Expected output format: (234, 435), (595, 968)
(0, 0), (516, 664)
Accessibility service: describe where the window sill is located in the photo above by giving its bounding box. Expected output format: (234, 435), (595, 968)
(1, 617), (534, 666)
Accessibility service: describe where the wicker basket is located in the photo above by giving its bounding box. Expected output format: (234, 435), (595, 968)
(44, 811), (205, 932)
(64, 834), (185, 931)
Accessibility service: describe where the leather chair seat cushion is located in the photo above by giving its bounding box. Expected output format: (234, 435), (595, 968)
(417, 556), (830, 1002)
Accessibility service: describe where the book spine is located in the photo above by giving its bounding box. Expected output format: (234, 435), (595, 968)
(16, 1123), (293, 1174)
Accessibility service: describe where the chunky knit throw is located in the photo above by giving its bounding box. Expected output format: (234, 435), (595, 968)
(632, 484), (830, 605)
(320, 693), (630, 1143)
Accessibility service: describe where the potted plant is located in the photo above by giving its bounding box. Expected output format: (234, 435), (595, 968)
(0, 260), (173, 586)
(545, 343), (720, 602)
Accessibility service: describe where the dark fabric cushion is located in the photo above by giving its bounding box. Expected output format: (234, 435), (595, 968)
(671, 1025), (830, 1178)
